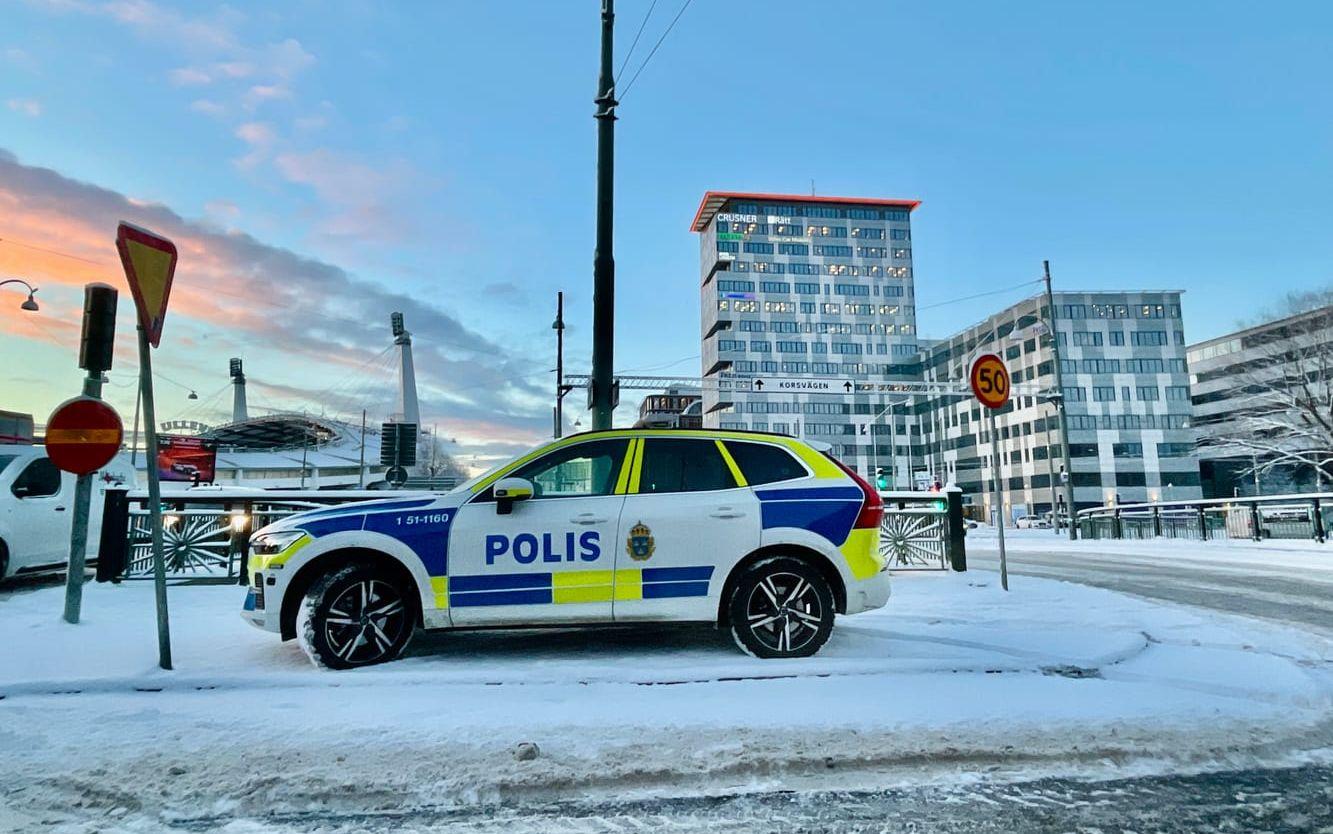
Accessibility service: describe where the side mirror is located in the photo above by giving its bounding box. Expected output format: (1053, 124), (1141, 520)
(493, 477), (534, 515)
(12, 485), (30, 498)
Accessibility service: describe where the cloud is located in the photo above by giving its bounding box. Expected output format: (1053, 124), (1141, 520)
(168, 66), (212, 86)
(190, 98), (225, 117)
(233, 121), (275, 169)
(6, 98), (42, 117)
(0, 149), (550, 446)
(273, 147), (426, 245)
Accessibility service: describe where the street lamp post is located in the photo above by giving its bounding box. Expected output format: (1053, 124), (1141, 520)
(589, 0), (617, 431)
(869, 395), (912, 489)
(1042, 260), (1078, 539)
(0, 278), (40, 311)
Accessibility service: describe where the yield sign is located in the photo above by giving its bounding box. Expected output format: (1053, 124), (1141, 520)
(116, 221), (178, 348)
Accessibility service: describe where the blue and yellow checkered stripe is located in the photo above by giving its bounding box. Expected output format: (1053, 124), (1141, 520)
(434, 566), (715, 608)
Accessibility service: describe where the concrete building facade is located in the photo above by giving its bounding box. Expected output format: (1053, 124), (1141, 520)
(1188, 304), (1333, 497)
(919, 291), (1201, 518)
(692, 191), (923, 476)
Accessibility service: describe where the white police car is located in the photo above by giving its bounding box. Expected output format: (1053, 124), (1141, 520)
(243, 429), (889, 668)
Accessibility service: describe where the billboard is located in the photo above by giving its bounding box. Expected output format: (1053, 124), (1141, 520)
(156, 434), (217, 483)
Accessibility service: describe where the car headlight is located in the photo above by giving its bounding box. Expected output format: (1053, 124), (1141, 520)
(250, 529), (307, 556)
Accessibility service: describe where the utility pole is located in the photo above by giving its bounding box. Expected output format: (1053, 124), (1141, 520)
(358, 409), (366, 488)
(590, 0), (617, 431)
(1043, 259), (1078, 539)
(553, 291), (574, 438)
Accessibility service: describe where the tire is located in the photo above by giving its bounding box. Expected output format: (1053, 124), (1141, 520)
(296, 563), (415, 670)
(727, 556), (835, 659)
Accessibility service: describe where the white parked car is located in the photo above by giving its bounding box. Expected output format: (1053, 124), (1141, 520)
(243, 429), (891, 668)
(0, 444), (135, 581)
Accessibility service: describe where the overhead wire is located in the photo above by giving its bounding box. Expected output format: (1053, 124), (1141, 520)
(917, 278), (1044, 311)
(615, 0), (658, 85)
(619, 0), (694, 99)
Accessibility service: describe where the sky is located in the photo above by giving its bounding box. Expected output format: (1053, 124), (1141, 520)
(2, 0), (1331, 469)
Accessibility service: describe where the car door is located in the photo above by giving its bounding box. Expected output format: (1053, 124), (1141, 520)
(6, 455), (73, 571)
(447, 437), (632, 626)
(613, 437), (759, 623)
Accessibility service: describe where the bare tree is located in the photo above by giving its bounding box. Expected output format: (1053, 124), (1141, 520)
(1198, 305), (1333, 483)
(416, 429), (468, 481)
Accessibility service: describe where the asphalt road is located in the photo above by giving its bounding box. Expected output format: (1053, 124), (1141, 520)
(967, 539), (1333, 636)
(179, 765), (1333, 833)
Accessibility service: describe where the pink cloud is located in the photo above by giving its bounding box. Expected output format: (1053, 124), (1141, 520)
(6, 98), (42, 117)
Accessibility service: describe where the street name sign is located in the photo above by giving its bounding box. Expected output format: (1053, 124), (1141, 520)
(116, 222), (178, 348)
(750, 377), (857, 395)
(45, 396), (123, 475)
(969, 354), (1011, 410)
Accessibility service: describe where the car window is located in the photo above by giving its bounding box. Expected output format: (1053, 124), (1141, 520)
(509, 438), (629, 499)
(0, 454), (18, 476)
(12, 457), (62, 498)
(638, 439), (735, 494)
(724, 441), (809, 485)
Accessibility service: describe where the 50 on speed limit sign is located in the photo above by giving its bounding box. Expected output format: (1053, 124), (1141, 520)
(970, 353), (1011, 409)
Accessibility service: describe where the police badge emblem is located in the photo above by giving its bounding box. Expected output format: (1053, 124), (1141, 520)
(626, 521), (655, 561)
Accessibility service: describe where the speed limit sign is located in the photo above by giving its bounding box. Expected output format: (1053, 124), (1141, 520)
(970, 353), (1010, 409)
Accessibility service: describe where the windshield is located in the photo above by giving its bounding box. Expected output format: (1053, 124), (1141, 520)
(0, 454), (19, 476)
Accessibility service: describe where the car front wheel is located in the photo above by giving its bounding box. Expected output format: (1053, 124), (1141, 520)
(727, 556), (835, 659)
(296, 564), (415, 670)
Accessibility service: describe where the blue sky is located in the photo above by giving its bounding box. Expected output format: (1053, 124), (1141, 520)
(2, 0), (1330, 465)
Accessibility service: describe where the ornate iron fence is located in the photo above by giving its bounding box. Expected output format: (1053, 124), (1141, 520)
(878, 492), (953, 571)
(108, 489), (431, 581)
(1078, 492), (1333, 543)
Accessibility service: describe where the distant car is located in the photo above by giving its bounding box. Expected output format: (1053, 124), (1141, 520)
(169, 462), (200, 477)
(243, 429), (891, 668)
(0, 445), (135, 581)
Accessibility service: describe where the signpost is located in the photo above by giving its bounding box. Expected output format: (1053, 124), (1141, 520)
(970, 353), (1012, 591)
(51, 283), (123, 624)
(750, 376), (857, 395)
(116, 221), (177, 669)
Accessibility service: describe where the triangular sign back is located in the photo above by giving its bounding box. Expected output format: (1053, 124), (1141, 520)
(116, 222), (178, 348)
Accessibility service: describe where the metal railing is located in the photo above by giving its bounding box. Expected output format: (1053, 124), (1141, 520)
(878, 490), (963, 571)
(104, 488), (434, 582)
(1077, 492), (1333, 543)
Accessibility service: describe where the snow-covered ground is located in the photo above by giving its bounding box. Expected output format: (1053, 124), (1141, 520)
(1, 570), (1331, 831)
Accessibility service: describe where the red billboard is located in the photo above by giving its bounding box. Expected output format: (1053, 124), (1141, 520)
(156, 434), (217, 483)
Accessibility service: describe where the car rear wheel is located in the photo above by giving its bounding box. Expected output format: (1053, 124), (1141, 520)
(296, 563), (415, 670)
(727, 556), (835, 659)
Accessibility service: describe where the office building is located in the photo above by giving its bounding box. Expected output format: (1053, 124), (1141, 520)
(921, 291), (1202, 519)
(1188, 304), (1333, 497)
(692, 191), (923, 476)
(634, 387), (703, 429)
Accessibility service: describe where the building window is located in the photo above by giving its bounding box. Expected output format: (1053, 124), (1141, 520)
(764, 301), (795, 313)
(892, 247), (910, 259)
(777, 243), (808, 256)
(1092, 304), (1129, 319)
(1157, 442), (1194, 457)
(832, 342), (863, 355)
(813, 244), (853, 257)
(772, 223), (803, 236)
(834, 283), (870, 296)
(1136, 385), (1160, 401)
(1131, 331), (1168, 346)
(1165, 385), (1189, 401)
(1168, 358), (1187, 373)
(788, 263), (820, 275)
(852, 227), (885, 239)
(1062, 304), (1087, 319)
(806, 225), (848, 238)
(1064, 386), (1087, 402)
(1125, 358), (1165, 373)
(716, 241), (739, 253)
(716, 279), (753, 292)
(1072, 331), (1103, 346)
(1092, 386), (1116, 402)
(760, 360), (778, 372)
(1137, 304), (1165, 319)
(777, 341), (806, 353)
(794, 282), (819, 294)
(752, 261), (785, 274)
(1109, 331), (1125, 346)
(743, 241), (774, 254)
(717, 339), (745, 351)
(857, 246), (887, 259)
(1112, 443), (1143, 457)
(1081, 358), (1121, 373)
(738, 320), (765, 332)
(890, 228), (910, 240)
(760, 281), (790, 294)
(733, 300), (757, 312)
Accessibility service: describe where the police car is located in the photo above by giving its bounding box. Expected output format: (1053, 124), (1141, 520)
(243, 429), (889, 669)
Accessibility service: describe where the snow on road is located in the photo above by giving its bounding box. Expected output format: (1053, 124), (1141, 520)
(1, 569), (1330, 831)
